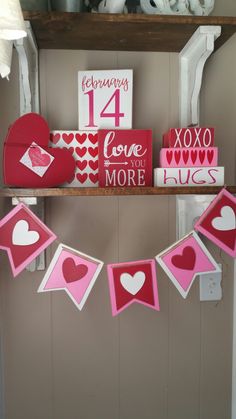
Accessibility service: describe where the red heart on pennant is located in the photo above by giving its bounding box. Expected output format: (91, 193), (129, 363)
(62, 133), (74, 144)
(29, 146), (51, 167)
(50, 133), (60, 144)
(77, 173), (88, 183)
(76, 160), (87, 171)
(89, 173), (98, 184)
(62, 257), (88, 283)
(3, 113), (76, 187)
(89, 160), (98, 171)
(75, 133), (87, 144)
(88, 147), (98, 158)
(171, 246), (196, 271)
(76, 147), (87, 158)
(88, 133), (98, 145)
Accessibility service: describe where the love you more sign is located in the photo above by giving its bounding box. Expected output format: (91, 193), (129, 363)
(98, 129), (152, 187)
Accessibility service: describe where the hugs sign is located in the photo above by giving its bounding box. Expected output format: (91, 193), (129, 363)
(98, 129), (153, 187)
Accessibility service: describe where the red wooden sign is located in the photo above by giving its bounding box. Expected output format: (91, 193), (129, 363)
(163, 127), (214, 148)
(98, 129), (152, 187)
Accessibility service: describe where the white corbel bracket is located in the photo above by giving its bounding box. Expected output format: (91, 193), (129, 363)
(179, 25), (221, 127)
(14, 21), (39, 115)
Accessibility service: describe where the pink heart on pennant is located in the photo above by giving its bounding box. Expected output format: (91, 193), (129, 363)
(62, 133), (74, 144)
(62, 257), (88, 283)
(75, 133), (87, 144)
(29, 146), (51, 167)
(171, 246), (196, 271)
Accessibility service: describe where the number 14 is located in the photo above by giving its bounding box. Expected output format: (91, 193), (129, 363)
(85, 89), (125, 128)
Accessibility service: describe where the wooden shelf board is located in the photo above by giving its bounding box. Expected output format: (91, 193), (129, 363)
(23, 12), (236, 52)
(0, 186), (235, 197)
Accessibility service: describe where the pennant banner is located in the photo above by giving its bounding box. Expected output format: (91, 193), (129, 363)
(156, 231), (221, 298)
(195, 188), (236, 257)
(0, 203), (56, 276)
(107, 259), (160, 315)
(38, 244), (104, 310)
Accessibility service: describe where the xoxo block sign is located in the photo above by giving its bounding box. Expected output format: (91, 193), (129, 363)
(98, 129), (152, 187)
(50, 131), (98, 187)
(154, 167), (224, 187)
(78, 69), (133, 131)
(159, 147), (218, 168)
(163, 127), (214, 148)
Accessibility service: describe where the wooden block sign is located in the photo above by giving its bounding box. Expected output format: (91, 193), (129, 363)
(154, 167), (224, 187)
(50, 131), (98, 187)
(163, 127), (214, 148)
(159, 147), (218, 168)
(98, 129), (152, 187)
(78, 69), (133, 131)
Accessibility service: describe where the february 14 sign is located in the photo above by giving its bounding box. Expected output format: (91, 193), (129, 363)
(78, 69), (133, 130)
(98, 129), (152, 187)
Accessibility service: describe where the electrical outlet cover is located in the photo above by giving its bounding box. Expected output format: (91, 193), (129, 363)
(200, 265), (222, 301)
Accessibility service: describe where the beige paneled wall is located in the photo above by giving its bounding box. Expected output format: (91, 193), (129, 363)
(0, 27), (235, 419)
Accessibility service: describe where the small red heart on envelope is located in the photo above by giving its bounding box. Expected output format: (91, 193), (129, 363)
(3, 113), (76, 187)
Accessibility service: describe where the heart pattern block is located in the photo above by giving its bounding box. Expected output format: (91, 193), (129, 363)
(0, 203), (56, 277)
(3, 113), (76, 187)
(107, 260), (160, 316)
(156, 231), (221, 298)
(50, 131), (98, 187)
(195, 188), (236, 257)
(38, 244), (104, 311)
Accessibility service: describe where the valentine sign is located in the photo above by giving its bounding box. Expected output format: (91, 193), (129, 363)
(163, 127), (214, 148)
(156, 231), (221, 298)
(0, 204), (56, 277)
(38, 244), (104, 311)
(154, 167), (224, 187)
(159, 147), (218, 168)
(3, 113), (75, 187)
(98, 129), (152, 187)
(195, 188), (236, 257)
(78, 69), (133, 130)
(50, 131), (98, 186)
(107, 259), (160, 316)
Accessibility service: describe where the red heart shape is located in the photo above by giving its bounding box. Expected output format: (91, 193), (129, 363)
(75, 133), (87, 144)
(199, 150), (205, 164)
(166, 150), (172, 165)
(191, 150), (197, 164)
(88, 133), (98, 145)
(62, 257), (88, 283)
(3, 113), (76, 187)
(29, 146), (51, 167)
(207, 149), (214, 164)
(171, 246), (196, 271)
(76, 147), (87, 158)
(89, 173), (98, 184)
(50, 133), (60, 144)
(76, 160), (87, 171)
(182, 150), (189, 164)
(174, 150), (181, 164)
(88, 147), (98, 158)
(62, 133), (74, 144)
(89, 160), (98, 171)
(63, 146), (74, 154)
(76, 173), (88, 184)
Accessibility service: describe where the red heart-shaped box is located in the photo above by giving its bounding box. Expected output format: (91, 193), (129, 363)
(3, 113), (76, 187)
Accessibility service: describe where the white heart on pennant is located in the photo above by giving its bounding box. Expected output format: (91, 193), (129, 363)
(212, 205), (236, 231)
(120, 271), (145, 295)
(12, 220), (40, 246)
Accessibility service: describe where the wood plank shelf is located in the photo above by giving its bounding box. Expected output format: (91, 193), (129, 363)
(23, 11), (236, 52)
(0, 186), (235, 197)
